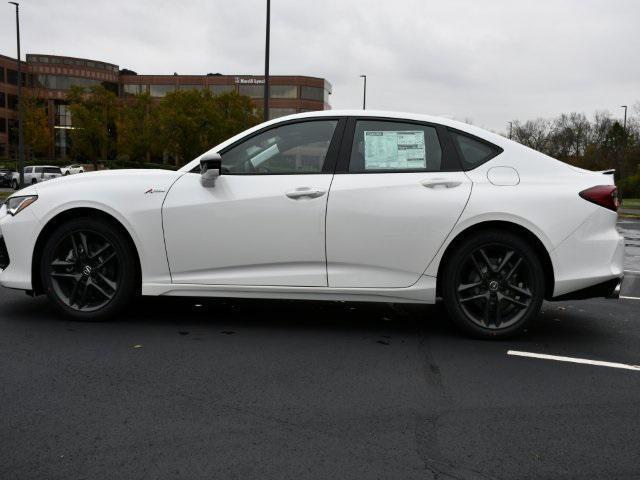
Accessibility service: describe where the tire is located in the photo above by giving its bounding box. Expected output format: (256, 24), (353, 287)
(40, 217), (138, 321)
(31, 179), (37, 185)
(441, 230), (545, 339)
(64, 171), (70, 175)
(12, 180), (19, 190)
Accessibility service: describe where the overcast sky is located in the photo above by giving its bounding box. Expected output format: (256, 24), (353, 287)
(1, 0), (638, 131)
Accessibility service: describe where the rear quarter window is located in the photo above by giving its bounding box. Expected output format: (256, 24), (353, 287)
(449, 129), (502, 170)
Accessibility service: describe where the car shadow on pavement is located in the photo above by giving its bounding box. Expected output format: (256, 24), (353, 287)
(1, 290), (625, 345)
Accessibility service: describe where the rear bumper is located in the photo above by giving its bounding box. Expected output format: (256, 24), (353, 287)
(552, 275), (623, 301)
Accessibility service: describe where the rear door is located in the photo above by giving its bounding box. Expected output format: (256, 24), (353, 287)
(326, 117), (472, 288)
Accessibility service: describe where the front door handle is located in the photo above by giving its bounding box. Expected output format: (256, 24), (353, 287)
(421, 179), (462, 189)
(285, 187), (326, 199)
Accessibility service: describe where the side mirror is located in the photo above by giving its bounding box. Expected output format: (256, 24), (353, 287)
(200, 153), (222, 188)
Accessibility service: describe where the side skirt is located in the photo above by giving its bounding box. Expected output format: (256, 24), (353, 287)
(142, 275), (437, 304)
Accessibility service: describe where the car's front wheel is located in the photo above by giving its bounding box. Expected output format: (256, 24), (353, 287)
(40, 217), (137, 320)
(442, 230), (544, 339)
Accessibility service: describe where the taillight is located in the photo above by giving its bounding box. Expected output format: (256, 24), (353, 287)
(579, 185), (619, 212)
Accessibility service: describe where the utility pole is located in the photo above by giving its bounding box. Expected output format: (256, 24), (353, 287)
(360, 75), (367, 110)
(621, 105), (627, 132)
(508, 121), (513, 140)
(263, 0), (270, 122)
(9, 1), (24, 188)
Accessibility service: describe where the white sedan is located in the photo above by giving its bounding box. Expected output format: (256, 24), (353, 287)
(0, 111), (624, 338)
(61, 164), (85, 175)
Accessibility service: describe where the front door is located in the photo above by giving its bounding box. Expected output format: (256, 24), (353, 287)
(163, 118), (343, 286)
(326, 118), (472, 288)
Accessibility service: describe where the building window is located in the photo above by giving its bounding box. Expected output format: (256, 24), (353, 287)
(300, 86), (326, 102)
(0, 67), (4, 83)
(7, 94), (18, 111)
(238, 84), (264, 98)
(123, 84), (145, 95)
(0, 118), (6, 134)
(270, 85), (297, 99)
(268, 108), (297, 120)
(179, 84), (204, 91)
(7, 69), (18, 86)
(149, 84), (175, 97)
(0, 92), (5, 108)
(209, 84), (236, 95)
(56, 104), (72, 127)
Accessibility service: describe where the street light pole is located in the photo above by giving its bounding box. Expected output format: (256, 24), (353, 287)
(9, 1), (24, 188)
(621, 105), (627, 132)
(263, 0), (270, 122)
(360, 75), (366, 110)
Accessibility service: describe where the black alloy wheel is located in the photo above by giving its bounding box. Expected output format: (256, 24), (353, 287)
(41, 217), (137, 320)
(442, 231), (544, 339)
(49, 230), (120, 312)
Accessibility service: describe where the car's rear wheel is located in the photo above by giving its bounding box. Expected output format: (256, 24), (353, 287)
(40, 217), (137, 320)
(442, 230), (544, 339)
(12, 180), (18, 190)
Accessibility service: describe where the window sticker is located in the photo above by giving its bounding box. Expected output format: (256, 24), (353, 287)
(364, 130), (426, 170)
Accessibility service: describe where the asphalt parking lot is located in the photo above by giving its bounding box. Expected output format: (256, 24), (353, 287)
(1, 219), (639, 479)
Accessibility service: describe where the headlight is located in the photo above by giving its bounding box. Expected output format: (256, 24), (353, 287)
(6, 195), (38, 216)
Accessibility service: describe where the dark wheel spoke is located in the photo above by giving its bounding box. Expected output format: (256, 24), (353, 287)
(478, 248), (495, 272)
(507, 283), (532, 297)
(51, 272), (80, 280)
(470, 254), (485, 277)
(77, 232), (90, 257)
(51, 259), (75, 268)
(460, 292), (489, 303)
(76, 279), (90, 308)
(94, 252), (117, 271)
(504, 258), (522, 282)
(90, 242), (113, 260)
(89, 277), (114, 300)
(500, 293), (529, 309)
(68, 278), (82, 306)
(497, 250), (514, 275)
(458, 281), (482, 292)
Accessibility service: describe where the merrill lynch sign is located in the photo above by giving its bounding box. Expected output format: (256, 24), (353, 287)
(235, 77), (265, 85)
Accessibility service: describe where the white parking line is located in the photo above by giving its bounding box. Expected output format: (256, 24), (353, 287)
(620, 296), (640, 300)
(625, 270), (640, 275)
(507, 350), (640, 371)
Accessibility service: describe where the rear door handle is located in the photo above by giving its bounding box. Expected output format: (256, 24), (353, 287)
(285, 187), (326, 199)
(421, 179), (462, 189)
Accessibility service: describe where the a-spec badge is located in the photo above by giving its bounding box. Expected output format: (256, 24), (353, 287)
(144, 188), (166, 194)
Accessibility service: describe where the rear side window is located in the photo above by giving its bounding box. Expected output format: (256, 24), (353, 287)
(349, 120), (442, 173)
(34, 167), (43, 173)
(43, 167), (61, 174)
(449, 130), (501, 170)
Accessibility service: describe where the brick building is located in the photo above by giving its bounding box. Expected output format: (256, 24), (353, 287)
(0, 53), (331, 161)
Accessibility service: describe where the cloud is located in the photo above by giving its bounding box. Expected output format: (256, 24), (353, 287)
(1, 0), (637, 131)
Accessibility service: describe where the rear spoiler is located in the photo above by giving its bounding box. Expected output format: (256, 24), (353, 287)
(600, 169), (615, 175)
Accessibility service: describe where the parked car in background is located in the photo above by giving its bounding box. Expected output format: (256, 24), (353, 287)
(12, 166), (63, 189)
(61, 164), (84, 175)
(0, 169), (13, 188)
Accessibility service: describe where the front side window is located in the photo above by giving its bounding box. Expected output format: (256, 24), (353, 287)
(449, 130), (501, 170)
(220, 120), (338, 174)
(349, 120), (442, 172)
